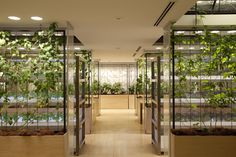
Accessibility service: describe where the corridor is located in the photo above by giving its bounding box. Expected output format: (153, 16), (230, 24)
(79, 109), (159, 157)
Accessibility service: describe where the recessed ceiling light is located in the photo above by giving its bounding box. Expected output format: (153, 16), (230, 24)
(189, 46), (195, 50)
(31, 16), (43, 21)
(8, 16), (21, 21)
(74, 47), (81, 50)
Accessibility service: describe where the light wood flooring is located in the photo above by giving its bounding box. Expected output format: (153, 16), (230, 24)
(78, 109), (160, 157)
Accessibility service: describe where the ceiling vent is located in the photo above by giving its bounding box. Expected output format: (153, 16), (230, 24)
(154, 2), (175, 26)
(136, 46), (142, 52)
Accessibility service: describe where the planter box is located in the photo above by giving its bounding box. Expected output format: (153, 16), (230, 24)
(0, 133), (68, 157)
(135, 96), (143, 116)
(144, 106), (151, 134)
(101, 95), (129, 109)
(171, 133), (236, 157)
(93, 96), (101, 116)
(137, 98), (144, 124)
(128, 95), (135, 109)
(86, 106), (92, 134)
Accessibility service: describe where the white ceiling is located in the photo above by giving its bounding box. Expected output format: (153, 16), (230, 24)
(0, 0), (197, 62)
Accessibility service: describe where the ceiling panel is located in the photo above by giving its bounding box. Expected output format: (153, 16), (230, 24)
(0, 0), (197, 62)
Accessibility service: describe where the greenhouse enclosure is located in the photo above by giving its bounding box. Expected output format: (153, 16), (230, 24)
(0, 0), (236, 157)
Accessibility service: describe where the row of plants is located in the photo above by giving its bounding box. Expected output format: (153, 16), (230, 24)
(91, 81), (148, 95)
(1, 112), (64, 127)
(0, 23), (64, 133)
(173, 29), (236, 131)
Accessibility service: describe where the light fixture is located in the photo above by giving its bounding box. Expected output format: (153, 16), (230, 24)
(74, 47), (81, 50)
(195, 31), (203, 34)
(150, 57), (154, 60)
(177, 46), (184, 50)
(156, 46), (162, 50)
(55, 33), (63, 36)
(8, 16), (21, 21)
(176, 31), (185, 34)
(227, 30), (236, 34)
(18, 47), (25, 50)
(211, 30), (220, 34)
(197, 1), (204, 4)
(189, 46), (195, 50)
(22, 33), (31, 36)
(31, 16), (43, 21)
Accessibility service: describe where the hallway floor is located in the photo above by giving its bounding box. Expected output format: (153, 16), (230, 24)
(79, 109), (160, 157)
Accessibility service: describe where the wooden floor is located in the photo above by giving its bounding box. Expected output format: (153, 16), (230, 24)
(79, 109), (160, 157)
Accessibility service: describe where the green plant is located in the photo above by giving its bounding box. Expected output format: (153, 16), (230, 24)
(111, 82), (125, 94)
(128, 84), (135, 94)
(136, 74), (144, 94)
(0, 23), (64, 130)
(91, 80), (99, 95)
(101, 83), (112, 94)
(173, 29), (236, 128)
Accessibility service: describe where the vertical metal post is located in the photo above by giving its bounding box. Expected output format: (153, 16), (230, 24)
(75, 56), (80, 155)
(172, 30), (175, 129)
(145, 54), (148, 105)
(157, 56), (161, 154)
(63, 30), (67, 132)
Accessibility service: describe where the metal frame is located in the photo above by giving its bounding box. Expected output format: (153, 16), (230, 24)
(151, 56), (162, 155)
(0, 28), (67, 132)
(75, 56), (86, 155)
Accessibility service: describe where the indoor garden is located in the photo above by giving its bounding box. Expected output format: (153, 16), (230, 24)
(0, 23), (66, 135)
(171, 27), (236, 134)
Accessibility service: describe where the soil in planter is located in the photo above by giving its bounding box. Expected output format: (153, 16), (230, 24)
(172, 128), (236, 136)
(0, 128), (64, 136)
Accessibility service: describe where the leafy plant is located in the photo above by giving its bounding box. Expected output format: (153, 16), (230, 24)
(173, 29), (236, 129)
(0, 23), (64, 131)
(111, 82), (125, 94)
(128, 84), (136, 94)
(91, 80), (99, 95)
(100, 83), (112, 94)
